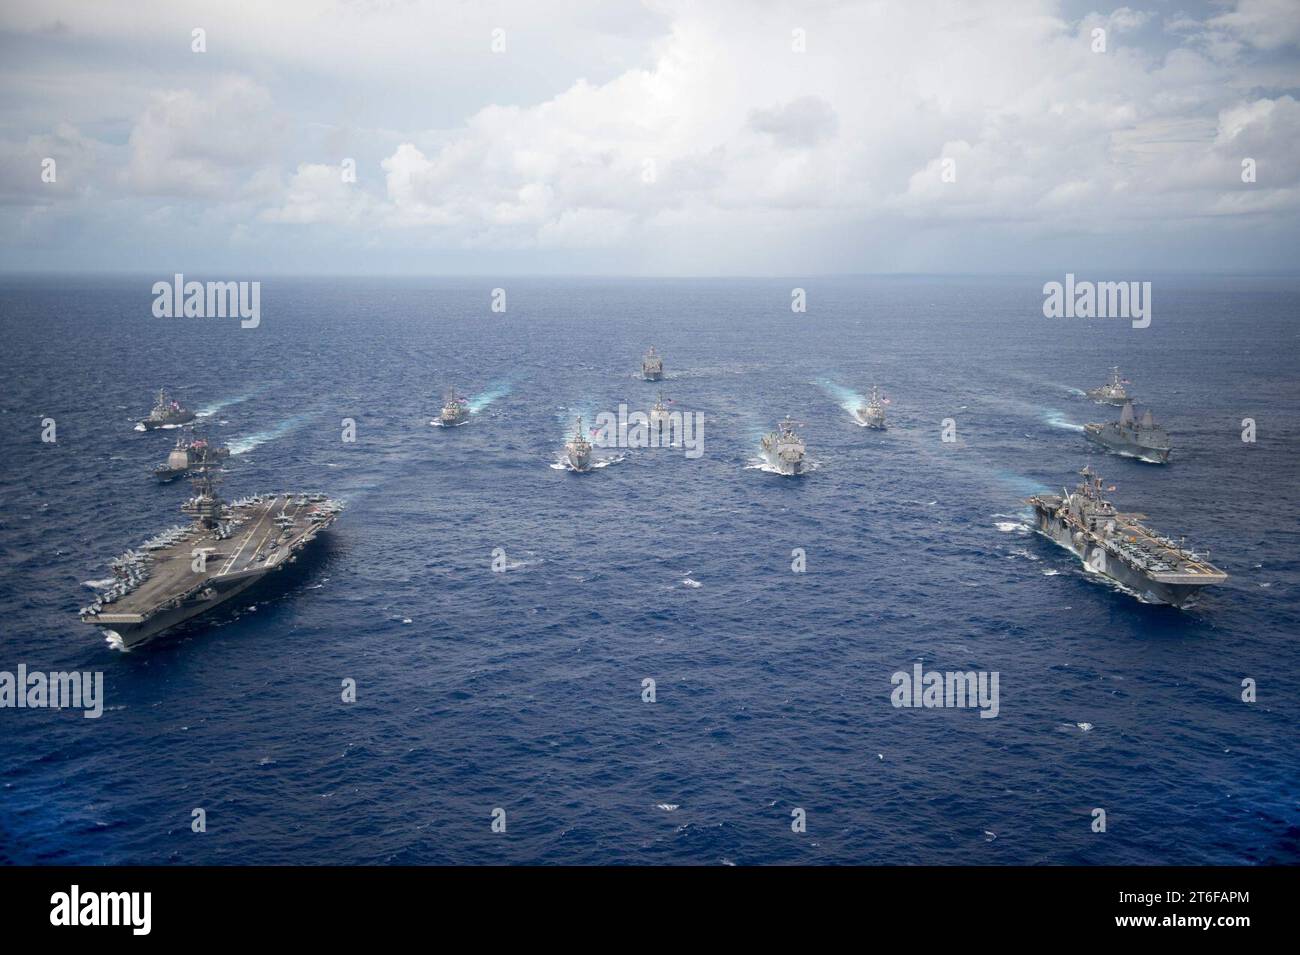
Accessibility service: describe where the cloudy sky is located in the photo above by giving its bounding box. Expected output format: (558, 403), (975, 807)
(1, 0), (1297, 275)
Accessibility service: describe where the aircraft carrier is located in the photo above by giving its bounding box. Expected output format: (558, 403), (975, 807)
(1084, 401), (1171, 463)
(1027, 467), (1225, 606)
(81, 469), (342, 648)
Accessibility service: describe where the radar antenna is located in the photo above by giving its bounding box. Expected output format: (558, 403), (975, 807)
(181, 457), (227, 529)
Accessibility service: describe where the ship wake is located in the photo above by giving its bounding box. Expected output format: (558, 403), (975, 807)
(1043, 409), (1085, 432)
(229, 413), (313, 455)
(196, 388), (261, 418)
(814, 378), (868, 421)
(466, 381), (512, 414)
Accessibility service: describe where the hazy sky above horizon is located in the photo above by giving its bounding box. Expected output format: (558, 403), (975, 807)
(1, 0), (1298, 276)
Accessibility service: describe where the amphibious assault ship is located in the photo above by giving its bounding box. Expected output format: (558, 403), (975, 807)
(760, 417), (806, 475)
(1027, 467), (1225, 606)
(137, 388), (196, 430)
(1085, 402), (1171, 464)
(642, 346), (664, 381)
(565, 416), (593, 471)
(81, 468), (342, 648)
(153, 433), (230, 481)
(1086, 367), (1130, 406)
(857, 385), (887, 429)
(438, 387), (469, 426)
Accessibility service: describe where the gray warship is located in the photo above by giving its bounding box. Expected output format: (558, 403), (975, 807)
(137, 388), (196, 430)
(642, 346), (664, 381)
(857, 385), (887, 429)
(1086, 367), (1130, 405)
(1084, 401), (1171, 463)
(650, 392), (671, 427)
(565, 416), (593, 471)
(1027, 467), (1225, 606)
(760, 417), (806, 475)
(81, 467), (342, 649)
(438, 386), (469, 426)
(153, 433), (230, 482)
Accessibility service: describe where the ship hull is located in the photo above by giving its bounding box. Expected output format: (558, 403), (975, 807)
(567, 452), (592, 471)
(98, 572), (267, 649)
(140, 413), (196, 430)
(1030, 505), (1207, 607)
(760, 448), (803, 476)
(1084, 429), (1170, 463)
(642, 371), (663, 381)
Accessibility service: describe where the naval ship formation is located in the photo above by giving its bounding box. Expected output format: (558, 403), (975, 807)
(82, 346), (1231, 651)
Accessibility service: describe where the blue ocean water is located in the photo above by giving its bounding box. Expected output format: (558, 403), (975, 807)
(1, 274), (1297, 865)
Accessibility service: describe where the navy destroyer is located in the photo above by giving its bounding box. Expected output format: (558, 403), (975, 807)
(1086, 367), (1130, 405)
(153, 433), (230, 481)
(438, 386), (469, 426)
(857, 385), (887, 429)
(565, 416), (593, 471)
(81, 467), (342, 648)
(1027, 467), (1225, 606)
(760, 417), (806, 475)
(1084, 402), (1171, 463)
(137, 388), (196, 430)
(642, 346), (664, 381)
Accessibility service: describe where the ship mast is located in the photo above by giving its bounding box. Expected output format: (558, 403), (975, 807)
(180, 455), (226, 529)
